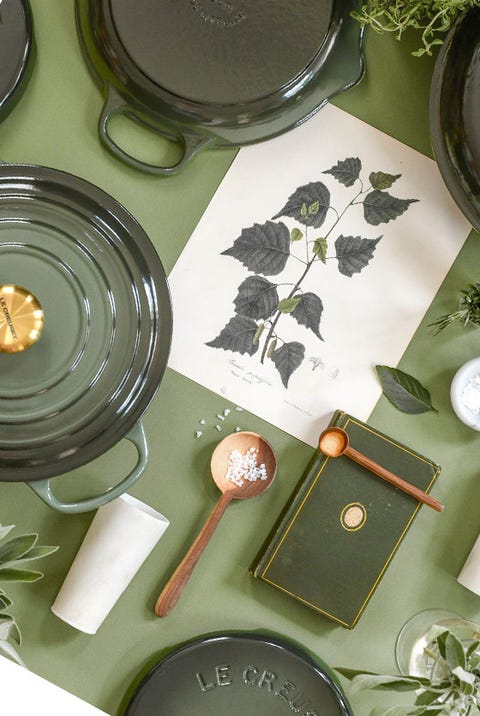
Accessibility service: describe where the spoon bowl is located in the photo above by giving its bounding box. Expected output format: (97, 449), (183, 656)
(155, 431), (277, 617)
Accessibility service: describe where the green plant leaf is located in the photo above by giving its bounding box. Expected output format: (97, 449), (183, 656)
(0, 568), (44, 582)
(252, 323), (265, 346)
(414, 690), (442, 706)
(0, 639), (25, 666)
(271, 342), (305, 388)
(347, 674), (426, 694)
(206, 315), (259, 356)
(291, 293), (324, 340)
(266, 339), (277, 359)
(466, 641), (480, 660)
(324, 157), (362, 187)
(0, 593), (12, 609)
(290, 228), (303, 242)
(0, 614), (21, 644)
(443, 631), (467, 671)
(0, 525), (15, 542)
(335, 235), (381, 277)
(363, 189), (418, 225)
(452, 665), (476, 694)
(375, 365), (437, 414)
(272, 182), (330, 229)
(0, 534), (37, 564)
(277, 297), (302, 314)
(233, 276), (279, 320)
(369, 171), (401, 190)
(313, 237), (328, 263)
(15, 545), (59, 562)
(371, 707), (423, 716)
(222, 221), (290, 276)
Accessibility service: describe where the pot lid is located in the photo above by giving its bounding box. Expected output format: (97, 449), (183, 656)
(0, 164), (172, 482)
(109, 0), (335, 105)
(0, 0), (33, 120)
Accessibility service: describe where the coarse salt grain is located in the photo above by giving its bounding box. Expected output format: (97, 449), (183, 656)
(462, 374), (480, 414)
(224, 448), (268, 487)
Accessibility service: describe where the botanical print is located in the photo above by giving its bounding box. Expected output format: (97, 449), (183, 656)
(167, 103), (471, 446)
(207, 157), (417, 389)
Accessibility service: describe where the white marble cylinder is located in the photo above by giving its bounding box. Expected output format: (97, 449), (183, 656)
(51, 494), (169, 633)
(458, 534), (480, 596)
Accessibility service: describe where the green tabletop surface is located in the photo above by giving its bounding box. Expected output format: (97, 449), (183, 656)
(1, 2), (480, 715)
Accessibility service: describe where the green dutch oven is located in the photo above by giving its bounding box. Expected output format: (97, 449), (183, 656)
(0, 0), (34, 122)
(0, 163), (172, 513)
(75, 0), (364, 175)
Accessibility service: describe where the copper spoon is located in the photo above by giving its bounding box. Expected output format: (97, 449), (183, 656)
(318, 427), (444, 512)
(154, 431), (277, 617)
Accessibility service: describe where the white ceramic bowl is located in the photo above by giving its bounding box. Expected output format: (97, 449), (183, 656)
(450, 356), (480, 430)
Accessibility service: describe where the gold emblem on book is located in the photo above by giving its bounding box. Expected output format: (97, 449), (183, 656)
(340, 502), (367, 532)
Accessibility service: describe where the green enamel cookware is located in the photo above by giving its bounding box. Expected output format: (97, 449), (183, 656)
(0, 163), (172, 513)
(75, 0), (364, 175)
(0, 0), (34, 122)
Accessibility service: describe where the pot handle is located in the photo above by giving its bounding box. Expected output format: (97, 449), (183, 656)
(27, 421), (148, 514)
(98, 84), (213, 175)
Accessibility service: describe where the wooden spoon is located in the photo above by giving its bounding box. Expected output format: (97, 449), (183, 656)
(318, 427), (444, 512)
(154, 431), (277, 617)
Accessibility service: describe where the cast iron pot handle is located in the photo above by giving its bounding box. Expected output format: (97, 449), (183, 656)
(27, 421), (148, 514)
(98, 84), (213, 175)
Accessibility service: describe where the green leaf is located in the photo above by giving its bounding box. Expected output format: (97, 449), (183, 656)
(443, 631), (467, 671)
(252, 323), (265, 346)
(0, 614), (21, 644)
(371, 707), (421, 716)
(290, 228), (303, 242)
(0, 534), (37, 564)
(375, 365), (437, 414)
(271, 342), (305, 388)
(206, 315), (259, 356)
(0, 525), (15, 542)
(272, 182), (331, 229)
(233, 276), (279, 320)
(291, 293), (324, 340)
(0, 593), (12, 609)
(266, 339), (277, 359)
(0, 568), (44, 582)
(335, 235), (381, 277)
(369, 171), (401, 190)
(414, 690), (442, 706)
(348, 674), (425, 694)
(222, 221), (291, 276)
(277, 297), (302, 314)
(452, 665), (476, 694)
(323, 157), (362, 187)
(0, 639), (25, 666)
(363, 189), (418, 225)
(16, 545), (59, 562)
(313, 237), (328, 263)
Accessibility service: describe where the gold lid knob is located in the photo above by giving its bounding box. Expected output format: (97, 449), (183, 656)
(0, 285), (44, 353)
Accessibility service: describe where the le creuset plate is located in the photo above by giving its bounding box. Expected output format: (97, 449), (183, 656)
(0, 162), (172, 511)
(75, 0), (364, 175)
(0, 0), (34, 121)
(430, 7), (480, 233)
(125, 632), (352, 716)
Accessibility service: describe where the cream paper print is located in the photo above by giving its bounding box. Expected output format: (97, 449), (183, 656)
(168, 103), (471, 446)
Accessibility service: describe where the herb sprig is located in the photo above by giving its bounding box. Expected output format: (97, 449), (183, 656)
(429, 283), (480, 334)
(352, 1), (479, 56)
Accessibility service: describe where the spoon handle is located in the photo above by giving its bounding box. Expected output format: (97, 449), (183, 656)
(345, 446), (444, 512)
(155, 492), (232, 617)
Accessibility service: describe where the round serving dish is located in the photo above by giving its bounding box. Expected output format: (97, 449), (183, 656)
(0, 0), (34, 121)
(75, 0), (364, 175)
(429, 6), (480, 232)
(0, 162), (172, 512)
(125, 631), (353, 716)
(450, 356), (480, 430)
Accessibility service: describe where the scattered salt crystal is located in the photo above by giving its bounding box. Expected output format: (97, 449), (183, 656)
(235, 406), (243, 412)
(234, 427), (242, 432)
(216, 413), (225, 421)
(199, 419), (206, 425)
(194, 430), (203, 438)
(215, 424), (222, 431)
(223, 408), (231, 417)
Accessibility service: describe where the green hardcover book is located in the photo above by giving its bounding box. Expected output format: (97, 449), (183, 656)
(250, 410), (441, 629)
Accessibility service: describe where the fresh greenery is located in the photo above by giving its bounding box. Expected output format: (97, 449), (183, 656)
(352, 1), (479, 56)
(429, 283), (480, 334)
(336, 625), (480, 715)
(376, 365), (437, 413)
(0, 523), (58, 665)
(207, 157), (417, 388)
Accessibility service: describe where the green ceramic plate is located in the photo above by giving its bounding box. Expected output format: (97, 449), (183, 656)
(430, 7), (480, 232)
(125, 632), (352, 716)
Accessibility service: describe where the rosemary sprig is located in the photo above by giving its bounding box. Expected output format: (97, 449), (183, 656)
(351, 1), (479, 56)
(429, 282), (480, 334)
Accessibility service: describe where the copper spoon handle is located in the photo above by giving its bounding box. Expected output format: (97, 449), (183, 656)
(155, 492), (233, 617)
(345, 445), (444, 512)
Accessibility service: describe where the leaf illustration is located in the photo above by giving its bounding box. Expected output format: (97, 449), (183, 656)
(369, 171), (401, 190)
(252, 323), (265, 345)
(323, 157), (362, 187)
(222, 221), (290, 276)
(375, 365), (437, 413)
(290, 228), (303, 242)
(335, 235), (381, 277)
(266, 339), (277, 359)
(271, 342), (305, 388)
(363, 190), (418, 225)
(291, 293), (324, 340)
(206, 315), (259, 356)
(313, 237), (327, 263)
(272, 182), (330, 228)
(277, 297), (302, 314)
(233, 276), (279, 320)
